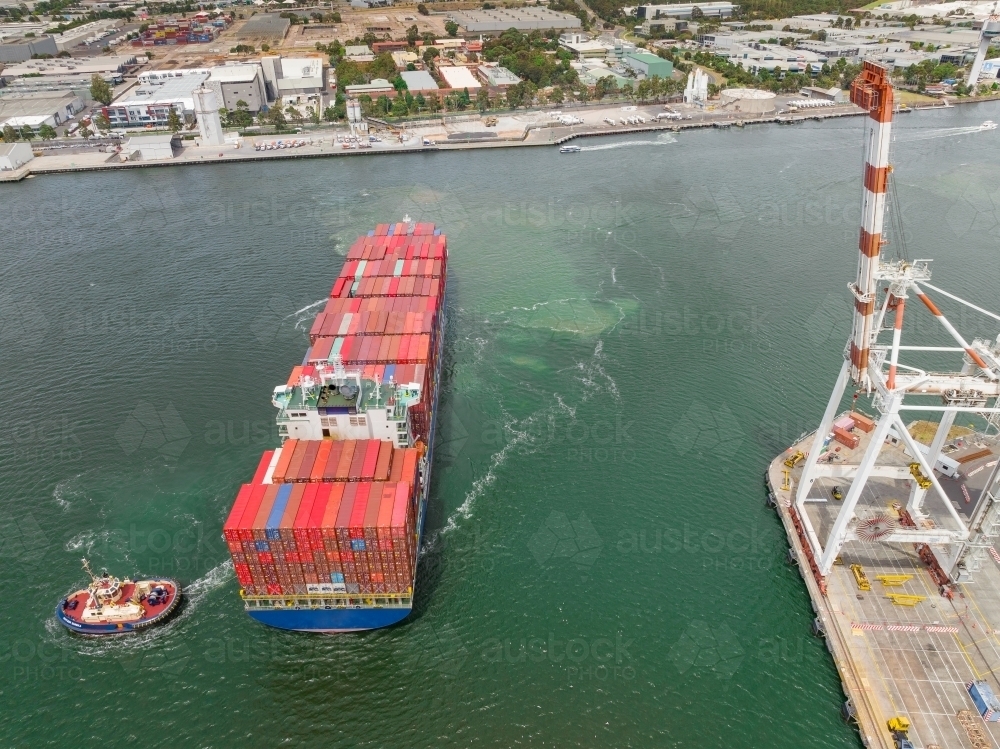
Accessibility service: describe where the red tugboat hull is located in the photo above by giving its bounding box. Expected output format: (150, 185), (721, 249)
(55, 579), (181, 635)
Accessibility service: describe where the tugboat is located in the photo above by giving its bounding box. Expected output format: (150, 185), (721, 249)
(56, 559), (181, 635)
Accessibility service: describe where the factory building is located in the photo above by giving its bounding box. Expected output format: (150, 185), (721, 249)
(622, 51), (673, 79)
(103, 72), (209, 127)
(260, 56), (326, 108)
(0, 142), (34, 171)
(205, 64), (268, 112)
(0, 91), (85, 131)
(0, 35), (58, 64)
(635, 2), (737, 20)
(477, 65), (521, 87)
(448, 8), (582, 33)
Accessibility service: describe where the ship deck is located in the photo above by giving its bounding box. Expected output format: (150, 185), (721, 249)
(769, 427), (1000, 749)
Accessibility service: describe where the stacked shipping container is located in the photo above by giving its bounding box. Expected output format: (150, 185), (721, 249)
(223, 221), (447, 610)
(223, 440), (421, 596)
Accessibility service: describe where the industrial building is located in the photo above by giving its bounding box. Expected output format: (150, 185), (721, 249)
(476, 65), (521, 87)
(0, 142), (33, 171)
(559, 34), (612, 59)
(343, 78), (394, 96)
(205, 63), (268, 112)
(0, 35), (58, 64)
(437, 65), (481, 90)
(236, 14), (290, 42)
(638, 18), (688, 36)
(344, 45), (374, 62)
(0, 91), (85, 131)
(103, 72), (210, 127)
(635, 2), (737, 20)
(719, 87), (776, 112)
(622, 51), (673, 79)
(721, 42), (826, 75)
(447, 8), (582, 33)
(261, 56), (326, 107)
(399, 70), (439, 92)
(124, 133), (179, 161)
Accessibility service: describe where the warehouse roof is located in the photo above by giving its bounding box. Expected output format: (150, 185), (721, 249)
(448, 7), (582, 32)
(399, 70), (439, 91)
(437, 66), (481, 89)
(237, 13), (290, 39)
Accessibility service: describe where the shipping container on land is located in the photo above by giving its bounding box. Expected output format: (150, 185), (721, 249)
(832, 426), (860, 450)
(850, 411), (875, 433)
(968, 680), (1000, 721)
(224, 219), (447, 632)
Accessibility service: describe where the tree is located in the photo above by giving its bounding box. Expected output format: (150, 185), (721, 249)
(549, 86), (564, 104)
(79, 126), (92, 139)
(261, 43), (270, 51)
(38, 123), (57, 140)
(2, 124), (16, 142)
(167, 108), (182, 132)
(423, 46), (439, 64)
(477, 87), (490, 112)
(90, 73), (113, 105)
(417, 3), (428, 14)
(444, 20), (458, 37)
(406, 24), (419, 47)
(20, 125), (35, 141)
(95, 113), (111, 132)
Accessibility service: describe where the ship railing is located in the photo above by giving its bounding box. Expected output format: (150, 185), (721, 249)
(243, 593), (413, 610)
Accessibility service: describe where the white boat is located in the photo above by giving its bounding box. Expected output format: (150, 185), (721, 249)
(559, 145), (582, 153)
(981, 120), (997, 131)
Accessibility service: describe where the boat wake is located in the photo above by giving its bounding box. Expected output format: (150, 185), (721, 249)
(898, 123), (994, 142)
(579, 134), (677, 152)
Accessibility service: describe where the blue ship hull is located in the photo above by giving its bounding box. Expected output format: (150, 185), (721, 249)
(247, 605), (413, 632)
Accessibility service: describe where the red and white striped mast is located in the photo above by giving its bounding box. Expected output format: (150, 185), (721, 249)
(791, 62), (1000, 581)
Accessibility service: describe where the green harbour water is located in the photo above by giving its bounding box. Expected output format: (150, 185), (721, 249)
(2, 102), (999, 747)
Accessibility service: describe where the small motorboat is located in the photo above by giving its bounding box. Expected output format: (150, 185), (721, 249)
(980, 120), (997, 131)
(56, 559), (180, 635)
(559, 145), (582, 153)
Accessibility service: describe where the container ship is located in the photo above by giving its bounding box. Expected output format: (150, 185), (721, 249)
(222, 219), (446, 632)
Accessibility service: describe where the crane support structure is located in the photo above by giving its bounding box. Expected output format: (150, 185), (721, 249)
(794, 61), (1000, 581)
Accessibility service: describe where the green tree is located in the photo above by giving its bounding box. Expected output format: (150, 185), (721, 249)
(79, 126), (92, 139)
(393, 74), (408, 92)
(89, 73), (113, 105)
(38, 123), (57, 140)
(331, 11), (341, 22)
(417, 3), (428, 14)
(549, 86), (564, 104)
(423, 46), (439, 64)
(261, 43), (270, 52)
(95, 113), (111, 132)
(20, 125), (35, 140)
(167, 108), (182, 132)
(444, 20), (458, 37)
(477, 86), (490, 111)
(391, 96), (408, 116)
(406, 24), (419, 46)
(2, 124), (17, 142)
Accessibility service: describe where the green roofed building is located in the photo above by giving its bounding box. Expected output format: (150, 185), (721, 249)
(622, 51), (673, 79)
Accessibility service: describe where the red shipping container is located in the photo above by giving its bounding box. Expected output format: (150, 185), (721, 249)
(374, 441), (393, 481)
(323, 440), (344, 479)
(348, 441), (367, 480)
(310, 441), (333, 482)
(336, 440), (356, 480)
(361, 440), (381, 480)
(285, 440), (308, 480)
(252, 485), (280, 542)
(271, 439), (297, 483)
(223, 484), (254, 542)
(296, 441), (319, 482)
(252, 451), (274, 485)
(833, 426), (860, 449)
